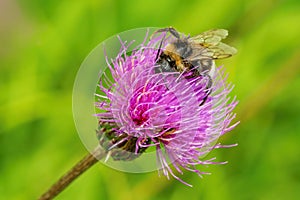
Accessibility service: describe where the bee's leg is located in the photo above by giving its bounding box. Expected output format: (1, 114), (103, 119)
(199, 93), (209, 106)
(199, 88), (211, 106)
(206, 75), (213, 89)
(199, 75), (212, 106)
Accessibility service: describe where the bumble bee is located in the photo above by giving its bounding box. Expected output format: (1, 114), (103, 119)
(154, 27), (237, 76)
(153, 27), (237, 104)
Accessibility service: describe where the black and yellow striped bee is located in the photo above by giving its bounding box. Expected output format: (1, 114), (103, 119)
(153, 27), (237, 104)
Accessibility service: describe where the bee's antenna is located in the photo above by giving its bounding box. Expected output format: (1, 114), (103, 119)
(168, 27), (180, 39)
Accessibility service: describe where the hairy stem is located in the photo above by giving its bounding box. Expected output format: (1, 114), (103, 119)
(38, 146), (105, 200)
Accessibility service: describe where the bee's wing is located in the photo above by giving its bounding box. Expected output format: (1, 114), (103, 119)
(190, 29), (228, 44)
(187, 29), (237, 60)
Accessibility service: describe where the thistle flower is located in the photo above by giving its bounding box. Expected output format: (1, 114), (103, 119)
(95, 30), (238, 186)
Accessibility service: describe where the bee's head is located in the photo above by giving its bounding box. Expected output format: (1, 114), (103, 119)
(154, 52), (176, 74)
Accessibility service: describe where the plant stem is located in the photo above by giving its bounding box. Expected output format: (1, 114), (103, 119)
(38, 146), (105, 200)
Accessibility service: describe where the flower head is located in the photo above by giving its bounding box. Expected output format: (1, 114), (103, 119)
(95, 30), (238, 186)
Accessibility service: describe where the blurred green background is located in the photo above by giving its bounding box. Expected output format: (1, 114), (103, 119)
(1, 0), (300, 199)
